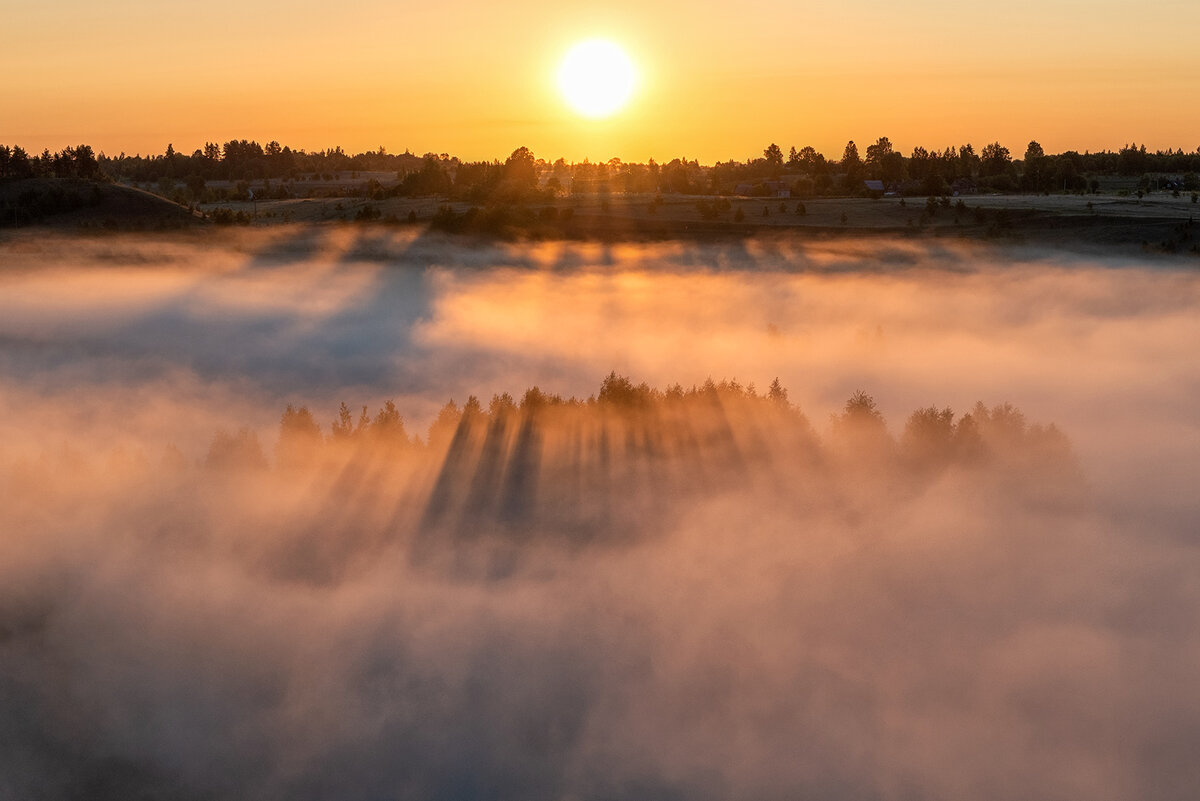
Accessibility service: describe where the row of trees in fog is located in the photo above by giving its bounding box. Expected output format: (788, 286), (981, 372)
(207, 375), (1072, 478)
(4, 139), (1198, 203)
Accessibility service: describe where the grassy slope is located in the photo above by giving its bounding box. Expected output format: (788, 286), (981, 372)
(0, 178), (199, 229)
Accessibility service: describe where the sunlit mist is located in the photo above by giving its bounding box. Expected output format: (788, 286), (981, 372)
(1, 228), (1199, 801)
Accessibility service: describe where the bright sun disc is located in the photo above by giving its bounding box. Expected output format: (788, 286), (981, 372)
(558, 40), (636, 119)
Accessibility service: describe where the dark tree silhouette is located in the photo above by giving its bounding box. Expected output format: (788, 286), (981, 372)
(841, 140), (862, 187)
(276, 405), (322, 467)
(503, 146), (538, 194)
(768, 378), (789, 407)
(981, 142), (1012, 177)
(763, 143), (784, 176)
(372, 400), (410, 446)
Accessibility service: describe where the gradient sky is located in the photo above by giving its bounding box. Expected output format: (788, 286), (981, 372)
(3, 0), (1198, 162)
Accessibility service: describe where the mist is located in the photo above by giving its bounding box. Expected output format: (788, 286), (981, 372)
(1, 227), (1198, 801)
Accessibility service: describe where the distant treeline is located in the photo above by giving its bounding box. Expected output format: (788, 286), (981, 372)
(3, 138), (1199, 205)
(0, 144), (102, 181)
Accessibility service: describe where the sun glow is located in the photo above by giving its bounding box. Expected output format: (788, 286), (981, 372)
(557, 39), (637, 119)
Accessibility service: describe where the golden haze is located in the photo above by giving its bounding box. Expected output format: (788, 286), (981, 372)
(3, 0), (1198, 160)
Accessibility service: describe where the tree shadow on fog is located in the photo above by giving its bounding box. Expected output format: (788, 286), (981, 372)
(205, 374), (1082, 583)
(242, 225), (426, 269)
(242, 225), (330, 267)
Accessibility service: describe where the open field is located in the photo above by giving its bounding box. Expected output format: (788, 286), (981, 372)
(193, 191), (1200, 255)
(200, 190), (1200, 225)
(7, 174), (1198, 257)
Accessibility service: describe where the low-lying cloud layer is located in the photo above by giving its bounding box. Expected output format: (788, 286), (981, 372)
(1, 227), (1198, 800)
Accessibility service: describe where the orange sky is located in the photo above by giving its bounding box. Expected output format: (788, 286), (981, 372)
(3, 0), (1198, 162)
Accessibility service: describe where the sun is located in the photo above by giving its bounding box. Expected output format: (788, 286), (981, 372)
(557, 39), (637, 119)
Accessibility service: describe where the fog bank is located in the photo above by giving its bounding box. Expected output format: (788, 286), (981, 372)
(1, 228), (1198, 800)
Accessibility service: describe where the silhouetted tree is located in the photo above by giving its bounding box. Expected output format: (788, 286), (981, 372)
(981, 142), (1012, 177)
(768, 378), (789, 407)
(72, 144), (99, 179)
(973, 401), (1026, 448)
(830, 390), (890, 457)
(796, 146), (825, 174)
(840, 391), (883, 425)
(865, 137), (902, 183)
(462, 395), (484, 419)
(399, 155), (451, 196)
(331, 402), (355, 438)
(952, 412), (985, 462)
(276, 405), (322, 467)
(1022, 140), (1047, 191)
(901, 406), (955, 466)
(598, 372), (653, 407)
(0, 145), (32, 178)
(489, 392), (517, 418)
(502, 146), (538, 196)
(841, 140), (862, 188)
(426, 400), (462, 449)
(372, 400), (410, 446)
(763, 143), (784, 177)
(958, 143), (980, 178)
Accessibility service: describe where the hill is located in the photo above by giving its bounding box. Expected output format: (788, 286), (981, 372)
(0, 178), (200, 229)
